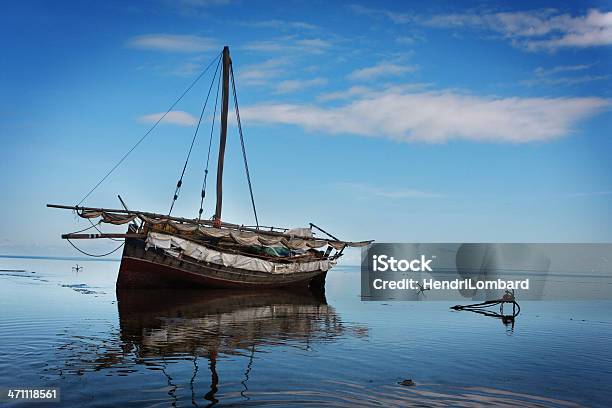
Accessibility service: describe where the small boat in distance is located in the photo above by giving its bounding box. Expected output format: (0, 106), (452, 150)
(48, 46), (371, 291)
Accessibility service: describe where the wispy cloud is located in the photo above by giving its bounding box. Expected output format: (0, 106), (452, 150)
(241, 88), (610, 143)
(338, 182), (441, 198)
(348, 4), (413, 24)
(138, 111), (197, 126)
(164, 0), (233, 17)
(563, 190), (612, 198)
(175, 0), (232, 5)
(275, 78), (327, 94)
(521, 63), (608, 86)
(236, 57), (328, 92)
(349, 6), (612, 51)
(237, 58), (290, 86)
(348, 62), (416, 80)
(424, 8), (612, 51)
(127, 34), (216, 53)
(317, 84), (429, 102)
(521, 75), (609, 87)
(243, 37), (332, 54)
(396, 35), (424, 45)
(534, 64), (595, 77)
(243, 20), (318, 31)
(171, 61), (202, 77)
(317, 86), (372, 102)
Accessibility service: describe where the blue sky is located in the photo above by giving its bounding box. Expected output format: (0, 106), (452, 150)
(1, 0), (611, 258)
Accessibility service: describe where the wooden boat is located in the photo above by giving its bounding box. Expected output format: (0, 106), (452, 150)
(48, 46), (371, 291)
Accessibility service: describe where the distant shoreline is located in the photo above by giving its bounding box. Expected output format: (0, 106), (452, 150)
(0, 254), (358, 266)
(0, 254), (120, 262)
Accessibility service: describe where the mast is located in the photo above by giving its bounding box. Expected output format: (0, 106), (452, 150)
(214, 46), (231, 228)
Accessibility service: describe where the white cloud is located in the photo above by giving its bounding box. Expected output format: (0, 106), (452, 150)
(171, 0), (232, 6)
(165, 0), (233, 17)
(138, 111), (197, 126)
(521, 75), (609, 87)
(317, 86), (372, 101)
(244, 20), (318, 30)
(339, 182), (441, 198)
(348, 62), (416, 80)
(350, 5), (612, 51)
(236, 57), (327, 92)
(534, 64), (595, 77)
(127, 34), (217, 53)
(564, 190), (612, 197)
(396, 35), (423, 45)
(243, 37), (332, 54)
(171, 61), (201, 77)
(521, 63), (608, 86)
(275, 78), (327, 94)
(348, 4), (413, 24)
(425, 8), (612, 51)
(237, 58), (290, 86)
(240, 88), (610, 143)
(317, 84), (429, 102)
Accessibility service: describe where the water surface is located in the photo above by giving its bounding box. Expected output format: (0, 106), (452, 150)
(1, 257), (611, 407)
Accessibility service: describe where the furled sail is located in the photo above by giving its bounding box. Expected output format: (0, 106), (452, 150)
(74, 208), (371, 249)
(146, 232), (337, 274)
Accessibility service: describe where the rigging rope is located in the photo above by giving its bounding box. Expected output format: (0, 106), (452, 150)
(65, 219), (125, 257)
(66, 239), (125, 258)
(230, 64), (259, 228)
(169, 55), (222, 215)
(76, 51), (222, 207)
(198, 61), (222, 222)
(70, 220), (102, 234)
(87, 218), (123, 241)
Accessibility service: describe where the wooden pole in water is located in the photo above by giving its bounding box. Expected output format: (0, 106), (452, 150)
(214, 46), (231, 228)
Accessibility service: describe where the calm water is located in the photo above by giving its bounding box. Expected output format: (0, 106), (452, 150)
(1, 257), (611, 407)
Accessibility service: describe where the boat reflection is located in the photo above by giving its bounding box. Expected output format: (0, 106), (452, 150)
(117, 289), (357, 405)
(50, 289), (366, 406)
(118, 289), (345, 354)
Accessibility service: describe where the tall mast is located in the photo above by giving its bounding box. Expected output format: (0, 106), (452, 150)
(214, 46), (231, 228)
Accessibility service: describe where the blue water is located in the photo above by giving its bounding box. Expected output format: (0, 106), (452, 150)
(1, 257), (611, 407)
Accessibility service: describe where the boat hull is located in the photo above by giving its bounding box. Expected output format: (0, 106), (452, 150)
(116, 235), (328, 291)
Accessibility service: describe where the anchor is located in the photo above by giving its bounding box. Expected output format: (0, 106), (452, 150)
(450, 289), (521, 330)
